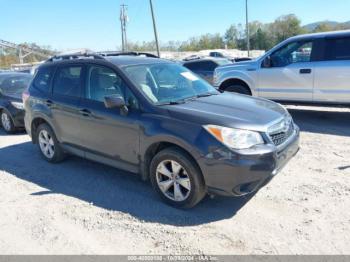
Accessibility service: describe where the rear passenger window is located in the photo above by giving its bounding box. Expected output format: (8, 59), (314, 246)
(325, 37), (350, 61)
(201, 61), (217, 71)
(184, 62), (200, 71)
(33, 67), (53, 92)
(53, 66), (83, 97)
(184, 61), (217, 71)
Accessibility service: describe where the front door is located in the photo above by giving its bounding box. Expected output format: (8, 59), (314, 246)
(258, 40), (315, 102)
(78, 64), (141, 170)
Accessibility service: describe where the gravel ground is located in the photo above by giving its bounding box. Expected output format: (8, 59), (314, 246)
(0, 105), (349, 255)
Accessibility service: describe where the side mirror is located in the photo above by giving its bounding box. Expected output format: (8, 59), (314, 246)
(104, 95), (129, 115)
(263, 56), (272, 68)
(104, 95), (126, 109)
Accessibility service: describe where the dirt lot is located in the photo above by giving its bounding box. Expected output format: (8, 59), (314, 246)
(0, 105), (349, 255)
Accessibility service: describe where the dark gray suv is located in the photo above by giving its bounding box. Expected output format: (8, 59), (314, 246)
(23, 53), (299, 208)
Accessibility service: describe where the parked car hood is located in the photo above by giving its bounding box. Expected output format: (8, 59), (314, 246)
(164, 92), (288, 132)
(217, 60), (258, 71)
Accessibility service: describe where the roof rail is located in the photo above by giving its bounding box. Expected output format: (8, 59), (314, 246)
(45, 52), (105, 63)
(97, 51), (159, 58)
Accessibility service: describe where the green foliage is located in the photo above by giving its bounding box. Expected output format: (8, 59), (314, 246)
(127, 13), (310, 52)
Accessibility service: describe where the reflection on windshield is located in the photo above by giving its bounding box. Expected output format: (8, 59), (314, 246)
(123, 63), (218, 104)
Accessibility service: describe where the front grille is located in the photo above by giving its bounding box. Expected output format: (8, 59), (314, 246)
(268, 117), (294, 146)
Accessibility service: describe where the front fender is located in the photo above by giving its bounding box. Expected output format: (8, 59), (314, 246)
(140, 114), (203, 160)
(139, 113), (205, 179)
(218, 70), (258, 96)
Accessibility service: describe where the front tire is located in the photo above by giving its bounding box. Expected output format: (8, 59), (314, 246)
(36, 123), (66, 163)
(225, 84), (251, 95)
(1, 111), (16, 134)
(150, 147), (206, 208)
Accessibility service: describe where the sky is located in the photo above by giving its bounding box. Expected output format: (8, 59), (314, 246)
(0, 0), (349, 51)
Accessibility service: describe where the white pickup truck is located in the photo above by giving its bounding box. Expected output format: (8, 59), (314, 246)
(213, 30), (350, 104)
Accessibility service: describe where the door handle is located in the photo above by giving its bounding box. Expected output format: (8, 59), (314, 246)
(46, 100), (53, 107)
(79, 109), (92, 117)
(300, 69), (312, 74)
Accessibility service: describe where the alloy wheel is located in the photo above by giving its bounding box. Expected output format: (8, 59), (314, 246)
(156, 160), (191, 202)
(38, 130), (55, 159)
(1, 113), (12, 132)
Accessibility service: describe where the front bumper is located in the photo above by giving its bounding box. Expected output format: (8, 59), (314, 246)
(197, 126), (300, 197)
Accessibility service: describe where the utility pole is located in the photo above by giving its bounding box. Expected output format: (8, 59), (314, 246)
(245, 0), (250, 57)
(149, 0), (160, 57)
(120, 4), (128, 51)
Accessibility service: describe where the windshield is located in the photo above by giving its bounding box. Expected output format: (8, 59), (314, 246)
(123, 63), (218, 104)
(0, 74), (33, 97)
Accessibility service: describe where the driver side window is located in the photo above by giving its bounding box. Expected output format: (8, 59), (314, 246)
(270, 41), (313, 67)
(86, 65), (139, 109)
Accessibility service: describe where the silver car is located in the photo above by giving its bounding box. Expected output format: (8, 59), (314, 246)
(213, 30), (350, 104)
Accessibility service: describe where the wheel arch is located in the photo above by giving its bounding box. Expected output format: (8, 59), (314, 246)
(141, 140), (204, 182)
(30, 115), (55, 144)
(219, 78), (252, 95)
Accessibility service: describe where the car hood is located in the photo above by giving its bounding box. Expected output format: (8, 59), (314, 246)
(217, 60), (258, 71)
(163, 92), (288, 132)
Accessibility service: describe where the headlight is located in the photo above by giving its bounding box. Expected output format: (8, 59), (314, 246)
(11, 102), (24, 110)
(204, 125), (264, 150)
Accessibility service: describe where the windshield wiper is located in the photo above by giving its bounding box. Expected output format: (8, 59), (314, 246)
(157, 100), (186, 106)
(196, 92), (219, 98)
(157, 96), (198, 106)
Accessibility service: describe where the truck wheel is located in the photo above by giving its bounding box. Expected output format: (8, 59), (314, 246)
(150, 147), (206, 209)
(225, 84), (251, 95)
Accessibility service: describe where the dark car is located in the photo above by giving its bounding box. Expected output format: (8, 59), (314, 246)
(232, 57), (252, 63)
(209, 51), (226, 58)
(0, 72), (33, 133)
(209, 52), (252, 63)
(182, 58), (232, 84)
(24, 53), (299, 208)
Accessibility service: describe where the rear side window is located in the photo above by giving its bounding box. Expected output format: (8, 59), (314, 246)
(33, 67), (53, 93)
(325, 37), (350, 61)
(53, 66), (83, 97)
(0, 75), (33, 96)
(183, 62), (200, 71)
(184, 61), (217, 71)
(201, 61), (218, 71)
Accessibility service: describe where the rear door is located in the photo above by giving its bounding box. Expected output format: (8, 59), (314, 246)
(50, 64), (84, 147)
(313, 36), (350, 103)
(258, 40), (315, 101)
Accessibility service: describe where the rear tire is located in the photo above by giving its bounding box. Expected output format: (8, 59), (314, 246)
(150, 147), (206, 209)
(225, 84), (251, 95)
(36, 123), (66, 163)
(1, 111), (16, 134)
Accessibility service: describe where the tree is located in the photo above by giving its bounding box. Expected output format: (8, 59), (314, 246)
(224, 25), (238, 48)
(313, 23), (335, 33)
(270, 14), (305, 43)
